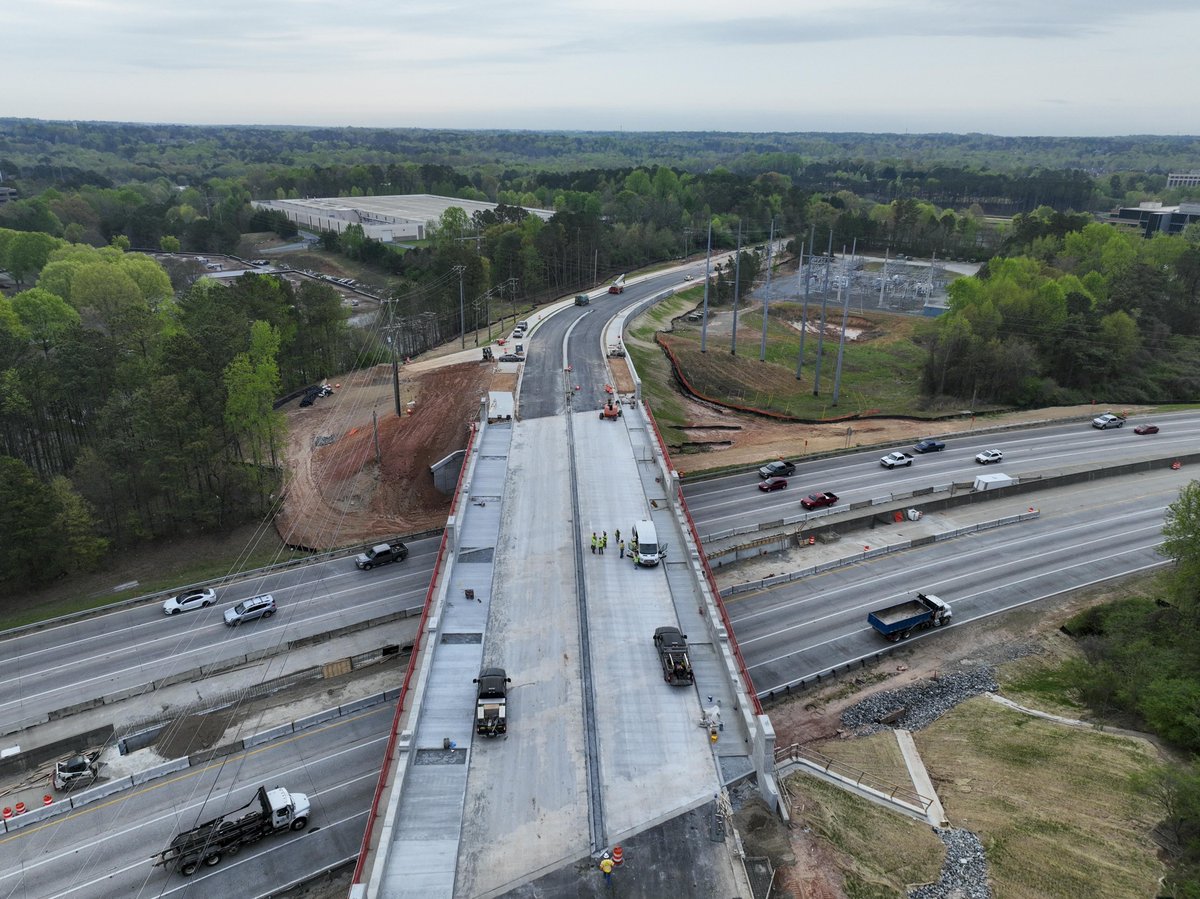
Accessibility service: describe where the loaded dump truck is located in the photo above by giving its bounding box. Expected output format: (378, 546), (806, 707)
(473, 667), (511, 736)
(867, 593), (951, 642)
(653, 626), (694, 685)
(355, 541), (408, 570)
(152, 786), (310, 876)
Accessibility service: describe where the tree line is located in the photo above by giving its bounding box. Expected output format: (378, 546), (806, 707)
(922, 214), (1200, 407)
(0, 230), (373, 585)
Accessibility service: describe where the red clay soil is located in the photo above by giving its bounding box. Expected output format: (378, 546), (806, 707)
(274, 361), (491, 549)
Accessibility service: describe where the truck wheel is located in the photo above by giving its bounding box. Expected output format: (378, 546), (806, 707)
(224, 844), (240, 856)
(901, 630), (912, 640)
(204, 852), (222, 867)
(180, 860), (200, 877)
(291, 817), (308, 831)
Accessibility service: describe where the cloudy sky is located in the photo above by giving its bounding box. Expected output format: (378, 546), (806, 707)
(8, 0), (1199, 135)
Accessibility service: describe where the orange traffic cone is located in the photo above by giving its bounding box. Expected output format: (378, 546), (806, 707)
(612, 845), (624, 866)
(14, 802), (26, 815)
(43, 794), (53, 807)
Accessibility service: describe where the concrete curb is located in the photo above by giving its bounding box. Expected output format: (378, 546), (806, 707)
(69, 775), (135, 809)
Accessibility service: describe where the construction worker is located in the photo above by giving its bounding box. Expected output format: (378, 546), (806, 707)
(618, 539), (625, 558)
(590, 532), (597, 554)
(601, 531), (608, 554)
(614, 528), (621, 546)
(599, 856), (614, 884)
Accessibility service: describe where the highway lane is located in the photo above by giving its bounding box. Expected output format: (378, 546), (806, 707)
(729, 471), (1185, 697)
(520, 266), (707, 419)
(0, 537), (438, 731)
(0, 703), (391, 898)
(683, 411), (1200, 538)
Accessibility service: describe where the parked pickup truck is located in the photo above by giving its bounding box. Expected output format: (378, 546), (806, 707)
(653, 626), (694, 685)
(473, 667), (511, 736)
(355, 541), (408, 570)
(867, 593), (952, 642)
(152, 786), (309, 877)
(801, 491), (839, 510)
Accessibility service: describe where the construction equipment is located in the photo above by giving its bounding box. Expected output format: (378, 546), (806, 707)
(52, 750), (102, 792)
(599, 399), (622, 420)
(481, 346), (494, 361)
(653, 627), (694, 685)
(473, 668), (511, 736)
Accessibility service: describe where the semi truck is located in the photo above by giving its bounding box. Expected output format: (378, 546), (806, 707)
(355, 541), (408, 570)
(152, 786), (310, 876)
(473, 667), (511, 736)
(867, 593), (952, 642)
(653, 626), (694, 685)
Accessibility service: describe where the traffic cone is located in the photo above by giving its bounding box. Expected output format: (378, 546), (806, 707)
(14, 802), (26, 815)
(2, 808), (11, 819)
(43, 794), (53, 807)
(807, 536), (815, 546)
(612, 845), (624, 865)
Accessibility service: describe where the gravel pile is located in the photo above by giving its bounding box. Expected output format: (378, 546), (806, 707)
(909, 827), (992, 899)
(840, 666), (1000, 734)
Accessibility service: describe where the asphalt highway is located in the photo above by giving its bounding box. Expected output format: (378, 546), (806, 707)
(683, 411), (1198, 539)
(0, 703), (391, 898)
(0, 536), (438, 733)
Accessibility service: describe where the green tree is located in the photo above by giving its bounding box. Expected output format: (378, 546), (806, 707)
(0, 455), (63, 584)
(223, 320), (285, 482)
(49, 475), (109, 571)
(5, 231), (60, 285)
(10, 287), (81, 357)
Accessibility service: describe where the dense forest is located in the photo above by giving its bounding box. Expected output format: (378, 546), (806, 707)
(924, 216), (1200, 406)
(0, 230), (368, 583)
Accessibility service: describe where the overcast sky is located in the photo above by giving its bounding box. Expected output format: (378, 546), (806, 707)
(8, 0), (1199, 136)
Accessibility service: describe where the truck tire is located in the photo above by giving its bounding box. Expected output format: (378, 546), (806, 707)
(291, 817), (308, 831)
(224, 843), (240, 856)
(180, 860), (200, 877)
(204, 852), (222, 867)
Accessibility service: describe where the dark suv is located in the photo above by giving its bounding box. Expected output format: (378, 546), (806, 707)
(223, 594), (277, 626)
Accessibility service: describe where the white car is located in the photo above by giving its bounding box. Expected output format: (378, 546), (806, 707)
(163, 587), (217, 615)
(975, 449), (1004, 465)
(879, 451), (914, 469)
(1092, 413), (1125, 429)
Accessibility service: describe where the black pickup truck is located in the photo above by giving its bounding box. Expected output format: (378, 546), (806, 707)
(354, 541), (409, 570)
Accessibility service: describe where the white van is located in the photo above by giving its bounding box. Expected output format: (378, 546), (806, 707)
(631, 519), (667, 566)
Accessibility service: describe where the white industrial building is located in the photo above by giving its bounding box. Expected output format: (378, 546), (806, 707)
(251, 194), (555, 243)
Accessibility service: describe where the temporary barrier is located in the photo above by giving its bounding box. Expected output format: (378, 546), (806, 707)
(612, 845), (624, 865)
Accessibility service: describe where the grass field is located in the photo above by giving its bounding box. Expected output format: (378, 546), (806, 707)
(804, 694), (1163, 898)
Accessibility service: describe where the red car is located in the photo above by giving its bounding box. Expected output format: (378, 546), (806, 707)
(801, 491), (839, 510)
(1133, 424), (1159, 435)
(758, 477), (788, 492)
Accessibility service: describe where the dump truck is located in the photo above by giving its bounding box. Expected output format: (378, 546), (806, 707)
(354, 541), (408, 570)
(152, 786), (310, 876)
(653, 626), (694, 685)
(867, 593), (952, 642)
(473, 667), (511, 736)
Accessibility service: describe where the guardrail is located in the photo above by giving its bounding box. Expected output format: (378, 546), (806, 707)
(774, 741), (933, 814)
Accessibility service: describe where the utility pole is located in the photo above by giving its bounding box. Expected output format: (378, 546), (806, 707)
(759, 218), (775, 361)
(832, 281), (851, 405)
(700, 219), (713, 353)
(455, 265), (466, 349)
(730, 222), (743, 355)
(795, 226), (813, 380)
(812, 229), (833, 396)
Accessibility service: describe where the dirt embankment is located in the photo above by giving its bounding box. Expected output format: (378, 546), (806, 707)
(274, 361), (495, 550)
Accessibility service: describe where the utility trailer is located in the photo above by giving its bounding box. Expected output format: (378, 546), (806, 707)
(152, 786), (310, 877)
